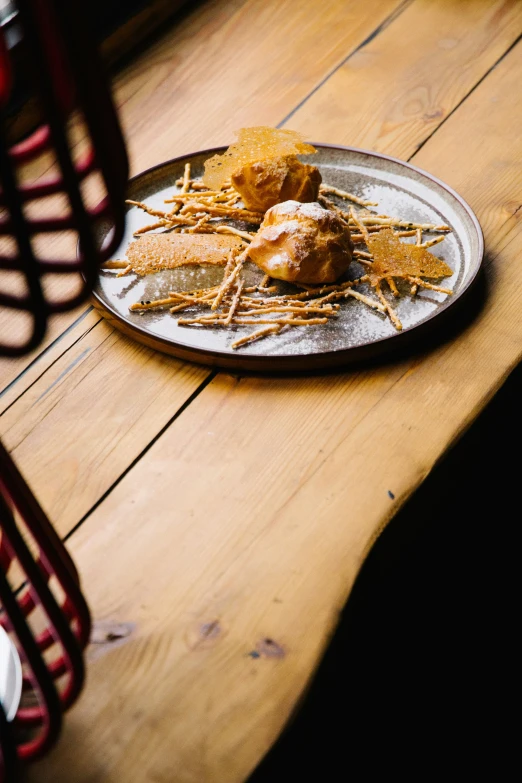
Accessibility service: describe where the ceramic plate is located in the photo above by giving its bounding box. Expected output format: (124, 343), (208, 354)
(92, 144), (483, 372)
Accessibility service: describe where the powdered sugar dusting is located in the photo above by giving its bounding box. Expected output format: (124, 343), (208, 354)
(267, 200), (329, 222)
(94, 146), (480, 366)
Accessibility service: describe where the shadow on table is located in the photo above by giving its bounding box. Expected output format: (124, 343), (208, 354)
(249, 354), (518, 780)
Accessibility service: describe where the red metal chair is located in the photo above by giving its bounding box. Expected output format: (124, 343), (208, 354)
(0, 1), (128, 777)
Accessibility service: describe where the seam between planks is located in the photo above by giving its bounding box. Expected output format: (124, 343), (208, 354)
(410, 32), (522, 160)
(0, 306), (95, 400)
(62, 370), (216, 544)
(5, 4), (519, 409)
(0, 0), (410, 408)
(0, 313), (101, 417)
(17, 4), (522, 543)
(36, 4), (419, 541)
(277, 0), (413, 129)
(353, 34), (522, 565)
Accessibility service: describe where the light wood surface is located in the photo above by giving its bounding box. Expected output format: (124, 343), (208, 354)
(289, 0), (522, 155)
(0, 0), (400, 393)
(0, 0), (518, 780)
(0, 309), (102, 416)
(3, 0), (519, 542)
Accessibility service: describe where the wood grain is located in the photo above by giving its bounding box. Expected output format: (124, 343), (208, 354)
(28, 28), (522, 783)
(3, 0), (520, 546)
(288, 0), (522, 156)
(113, 0), (405, 170)
(0, 310), (102, 416)
(0, 320), (208, 531)
(0, 312), (85, 393)
(0, 0), (401, 393)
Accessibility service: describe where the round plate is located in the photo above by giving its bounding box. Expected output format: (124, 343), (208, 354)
(93, 144), (483, 372)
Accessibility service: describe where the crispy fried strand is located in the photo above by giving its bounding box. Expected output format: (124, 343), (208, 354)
(179, 316), (329, 326)
(239, 305), (337, 316)
(123, 173), (454, 345)
(419, 235), (446, 249)
(358, 216), (450, 231)
(211, 249), (248, 311)
(349, 206), (370, 242)
(344, 289), (386, 312)
(236, 317), (330, 325)
(375, 282), (402, 331)
(126, 200), (169, 219)
(169, 285), (219, 298)
(116, 264), (132, 277)
(224, 280), (244, 325)
(180, 202), (263, 223)
(133, 221), (170, 235)
(165, 190), (233, 203)
(101, 260), (130, 269)
(130, 296), (182, 311)
(406, 276), (453, 295)
(169, 290), (218, 306)
(214, 225), (255, 242)
(169, 301), (195, 313)
(231, 325), (282, 350)
(181, 163), (191, 193)
(317, 194), (350, 220)
(175, 179), (209, 190)
(187, 216), (211, 233)
(320, 184), (377, 207)
(387, 277), (400, 297)
(127, 199), (197, 228)
(243, 285), (278, 294)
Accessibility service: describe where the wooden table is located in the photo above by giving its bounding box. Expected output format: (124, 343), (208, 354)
(1, 0), (522, 779)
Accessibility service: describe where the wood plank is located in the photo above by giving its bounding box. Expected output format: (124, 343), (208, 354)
(288, 0), (522, 157)
(0, 309), (102, 416)
(28, 31), (522, 783)
(0, 0), (410, 540)
(3, 0), (518, 544)
(0, 0), (402, 394)
(113, 0), (406, 171)
(0, 321), (209, 532)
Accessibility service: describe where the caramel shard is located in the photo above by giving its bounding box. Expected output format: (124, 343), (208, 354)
(231, 155), (322, 212)
(203, 127), (316, 190)
(248, 200), (353, 284)
(365, 228), (453, 286)
(126, 233), (244, 276)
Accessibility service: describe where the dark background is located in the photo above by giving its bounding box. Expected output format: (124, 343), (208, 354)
(250, 362), (518, 779)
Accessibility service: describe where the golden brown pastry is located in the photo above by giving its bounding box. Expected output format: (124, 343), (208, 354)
(126, 233), (244, 276)
(231, 155), (322, 213)
(248, 201), (353, 284)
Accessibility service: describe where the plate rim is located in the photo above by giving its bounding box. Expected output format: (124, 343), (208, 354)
(92, 143), (484, 371)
